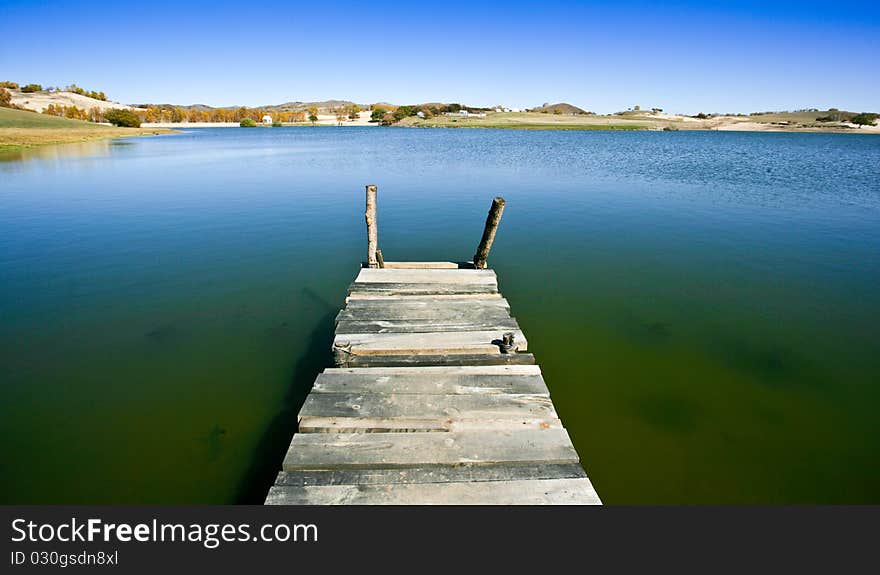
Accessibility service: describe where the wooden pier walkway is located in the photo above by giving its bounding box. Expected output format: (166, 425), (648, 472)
(264, 190), (600, 504)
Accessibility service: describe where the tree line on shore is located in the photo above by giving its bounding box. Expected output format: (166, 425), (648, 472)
(2, 80), (877, 129)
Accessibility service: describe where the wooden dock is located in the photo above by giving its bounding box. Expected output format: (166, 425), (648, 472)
(264, 190), (600, 505)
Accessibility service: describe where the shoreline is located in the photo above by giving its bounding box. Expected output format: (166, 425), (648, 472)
(398, 124), (879, 134)
(141, 119), (879, 134)
(0, 126), (176, 154)
(393, 110), (880, 134)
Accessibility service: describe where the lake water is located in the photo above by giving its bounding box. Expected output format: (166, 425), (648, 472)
(1, 127), (878, 504)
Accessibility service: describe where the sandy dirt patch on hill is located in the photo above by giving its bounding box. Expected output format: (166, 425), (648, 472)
(10, 90), (137, 113)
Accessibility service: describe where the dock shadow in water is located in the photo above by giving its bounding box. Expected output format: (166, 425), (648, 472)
(145, 323), (178, 345)
(619, 311), (672, 346)
(711, 336), (828, 392)
(633, 393), (699, 434)
(232, 299), (335, 503)
(200, 424), (228, 463)
(263, 289), (336, 342)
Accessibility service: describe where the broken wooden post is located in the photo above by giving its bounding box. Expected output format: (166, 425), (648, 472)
(333, 340), (351, 367)
(473, 196), (506, 269)
(500, 332), (517, 353)
(376, 248), (385, 269)
(365, 185), (379, 268)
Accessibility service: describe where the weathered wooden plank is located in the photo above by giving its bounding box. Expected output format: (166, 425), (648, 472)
(323, 365), (542, 376)
(349, 283), (497, 292)
(265, 477), (601, 505)
(355, 268), (497, 284)
(299, 417), (560, 433)
(337, 302), (511, 323)
(343, 298), (510, 310)
(283, 429), (579, 470)
(382, 262), (471, 269)
(273, 463), (586, 486)
(348, 284), (499, 297)
(300, 392), (556, 418)
(312, 372), (549, 395)
(334, 330), (528, 356)
(298, 392), (558, 432)
(346, 293), (504, 302)
(335, 318), (521, 334)
(338, 353), (537, 367)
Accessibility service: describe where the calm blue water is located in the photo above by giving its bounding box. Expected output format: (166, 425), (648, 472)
(1, 127), (878, 503)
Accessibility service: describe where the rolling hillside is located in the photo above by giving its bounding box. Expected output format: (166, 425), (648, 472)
(9, 89), (136, 113)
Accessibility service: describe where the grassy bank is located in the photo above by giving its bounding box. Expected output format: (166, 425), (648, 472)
(393, 110), (877, 133)
(0, 107), (173, 153)
(398, 112), (650, 130)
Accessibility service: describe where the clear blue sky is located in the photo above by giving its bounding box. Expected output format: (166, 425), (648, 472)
(1, 0), (877, 113)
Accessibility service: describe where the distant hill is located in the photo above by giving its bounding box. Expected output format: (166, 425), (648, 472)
(132, 103), (215, 111)
(131, 100), (367, 112)
(262, 100), (364, 112)
(530, 102), (590, 115)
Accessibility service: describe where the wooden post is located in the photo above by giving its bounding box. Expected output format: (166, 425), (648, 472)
(500, 332), (516, 354)
(473, 197), (506, 269)
(333, 341), (351, 367)
(376, 248), (385, 269)
(365, 185), (378, 268)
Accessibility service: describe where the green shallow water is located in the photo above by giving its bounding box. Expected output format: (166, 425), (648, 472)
(1, 128), (878, 503)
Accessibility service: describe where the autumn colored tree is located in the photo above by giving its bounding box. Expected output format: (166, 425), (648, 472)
(306, 106), (319, 124)
(0, 87), (11, 107)
(21, 84), (42, 92)
(0, 81), (18, 89)
(88, 107), (105, 123)
(64, 106), (88, 120)
(145, 106), (161, 122)
(65, 84), (109, 101)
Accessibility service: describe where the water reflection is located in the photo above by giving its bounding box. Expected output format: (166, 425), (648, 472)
(0, 139), (115, 169)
